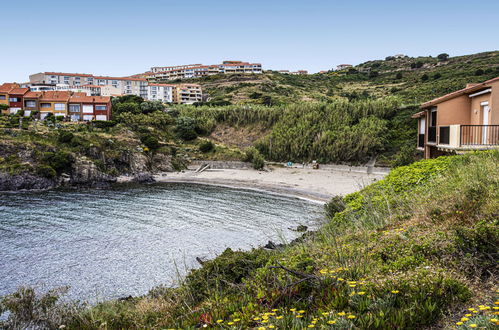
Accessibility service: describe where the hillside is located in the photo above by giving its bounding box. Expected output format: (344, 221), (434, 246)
(159, 51), (499, 106)
(2, 151), (497, 329)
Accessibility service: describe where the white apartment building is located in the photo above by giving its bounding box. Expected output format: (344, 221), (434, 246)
(29, 72), (148, 99)
(147, 83), (173, 103)
(149, 60), (262, 81)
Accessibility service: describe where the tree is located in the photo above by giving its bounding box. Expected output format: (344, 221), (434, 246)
(475, 69), (484, 76)
(433, 73), (442, 80)
(437, 53), (449, 61)
(175, 116), (198, 140)
(113, 102), (141, 115)
(140, 101), (164, 114)
(421, 74), (429, 82)
(112, 95), (143, 106)
(0, 104), (8, 113)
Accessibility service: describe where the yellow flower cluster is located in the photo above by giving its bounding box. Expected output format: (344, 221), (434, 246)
(455, 300), (499, 327)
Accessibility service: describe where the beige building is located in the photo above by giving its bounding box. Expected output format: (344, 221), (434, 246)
(172, 84), (202, 104)
(413, 77), (499, 158)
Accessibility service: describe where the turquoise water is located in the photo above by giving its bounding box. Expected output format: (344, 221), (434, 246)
(0, 183), (323, 302)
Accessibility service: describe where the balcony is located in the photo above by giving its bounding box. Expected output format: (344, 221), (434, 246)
(431, 125), (499, 152)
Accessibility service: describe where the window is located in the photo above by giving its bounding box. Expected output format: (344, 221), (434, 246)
(9, 97), (20, 102)
(71, 114), (81, 122)
(69, 104), (81, 112)
(0, 95), (5, 100)
(95, 105), (107, 111)
(82, 105), (93, 113)
(25, 100), (36, 107)
(83, 115), (94, 121)
(54, 103), (66, 111)
(95, 115), (107, 121)
(40, 103), (51, 108)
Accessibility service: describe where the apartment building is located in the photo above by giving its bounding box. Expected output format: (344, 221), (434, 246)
(68, 94), (112, 121)
(149, 60), (262, 81)
(30, 72), (148, 99)
(413, 77), (499, 158)
(147, 83), (174, 103)
(28, 72), (200, 104)
(173, 84), (202, 104)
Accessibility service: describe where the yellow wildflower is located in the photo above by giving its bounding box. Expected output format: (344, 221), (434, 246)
(391, 290), (399, 294)
(269, 326), (275, 329)
(490, 318), (499, 322)
(307, 326), (315, 328)
(216, 320), (223, 324)
(233, 318), (240, 322)
(357, 291), (366, 295)
(456, 322), (463, 325)
(298, 310), (305, 314)
(290, 308), (296, 312)
(254, 317), (261, 321)
(272, 309), (278, 312)
(461, 317), (469, 322)
(258, 327), (266, 330)
(468, 308), (475, 311)
(311, 320), (317, 324)
(322, 312), (329, 316)
(469, 324), (477, 328)
(262, 320), (268, 323)
(465, 314), (472, 317)
(328, 320), (337, 324)
(349, 284), (356, 288)
(296, 315), (303, 318)
(227, 322), (234, 325)
(338, 312), (346, 316)
(276, 316), (283, 319)
(347, 315), (356, 319)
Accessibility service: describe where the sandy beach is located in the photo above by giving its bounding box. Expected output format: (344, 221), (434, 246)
(145, 166), (387, 203)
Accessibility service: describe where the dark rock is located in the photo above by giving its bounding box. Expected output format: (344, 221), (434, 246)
(289, 225), (308, 232)
(0, 172), (56, 191)
(131, 173), (155, 183)
(264, 240), (284, 250)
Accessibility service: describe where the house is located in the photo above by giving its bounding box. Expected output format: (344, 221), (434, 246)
(38, 91), (73, 119)
(413, 77), (499, 158)
(23, 91), (43, 116)
(336, 64), (353, 71)
(68, 94), (112, 121)
(0, 83), (19, 114)
(8, 87), (30, 114)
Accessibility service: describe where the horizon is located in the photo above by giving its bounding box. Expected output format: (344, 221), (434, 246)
(1, 0), (499, 82)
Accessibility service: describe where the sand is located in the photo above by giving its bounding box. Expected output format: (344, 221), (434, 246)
(146, 166), (387, 203)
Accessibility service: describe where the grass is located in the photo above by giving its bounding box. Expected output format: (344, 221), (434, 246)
(1, 151), (497, 329)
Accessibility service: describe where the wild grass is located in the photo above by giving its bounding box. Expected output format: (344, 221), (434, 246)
(1, 151), (497, 329)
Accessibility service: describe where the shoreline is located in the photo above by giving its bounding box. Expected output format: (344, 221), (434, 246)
(118, 166), (387, 203)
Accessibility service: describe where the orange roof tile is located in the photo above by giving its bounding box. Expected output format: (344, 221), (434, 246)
(69, 95), (111, 103)
(9, 88), (30, 95)
(0, 83), (19, 93)
(421, 76), (499, 108)
(24, 91), (43, 98)
(39, 91), (72, 102)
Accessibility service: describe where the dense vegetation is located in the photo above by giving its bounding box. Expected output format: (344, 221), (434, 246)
(2, 151), (497, 329)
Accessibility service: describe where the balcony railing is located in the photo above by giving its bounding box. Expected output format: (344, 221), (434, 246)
(428, 126), (437, 143)
(461, 125), (499, 146)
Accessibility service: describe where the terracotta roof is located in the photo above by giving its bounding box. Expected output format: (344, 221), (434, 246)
(0, 83), (19, 93)
(69, 95), (111, 103)
(9, 88), (30, 95)
(149, 83), (175, 87)
(411, 111), (426, 118)
(421, 76), (499, 108)
(93, 75), (147, 81)
(39, 91), (72, 102)
(24, 91), (43, 98)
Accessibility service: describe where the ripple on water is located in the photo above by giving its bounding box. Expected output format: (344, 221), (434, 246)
(0, 183), (323, 302)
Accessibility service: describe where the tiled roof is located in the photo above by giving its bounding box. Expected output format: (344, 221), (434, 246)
(9, 88), (30, 95)
(44, 72), (93, 77)
(420, 76), (499, 108)
(39, 91), (73, 102)
(149, 83), (175, 87)
(69, 95), (111, 103)
(24, 91), (43, 98)
(0, 83), (19, 93)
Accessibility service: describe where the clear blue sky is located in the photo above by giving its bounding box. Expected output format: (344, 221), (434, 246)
(1, 0), (498, 82)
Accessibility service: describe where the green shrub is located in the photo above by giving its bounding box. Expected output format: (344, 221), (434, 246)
(175, 116), (198, 140)
(58, 130), (74, 144)
(141, 135), (160, 150)
(42, 151), (72, 174)
(325, 195), (346, 218)
(252, 152), (265, 170)
(199, 140), (215, 153)
(35, 165), (57, 178)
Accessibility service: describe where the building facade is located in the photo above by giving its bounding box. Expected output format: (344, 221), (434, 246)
(172, 84), (203, 104)
(149, 60), (262, 81)
(147, 83), (174, 103)
(413, 77), (499, 158)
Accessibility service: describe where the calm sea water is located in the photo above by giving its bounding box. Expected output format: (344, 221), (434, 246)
(0, 183), (323, 302)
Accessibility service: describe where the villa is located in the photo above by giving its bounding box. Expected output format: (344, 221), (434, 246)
(413, 77), (499, 158)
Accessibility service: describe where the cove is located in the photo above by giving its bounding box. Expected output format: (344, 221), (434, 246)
(0, 183), (323, 302)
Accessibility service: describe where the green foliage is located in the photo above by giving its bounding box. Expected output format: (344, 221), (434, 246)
(114, 102), (141, 115)
(324, 195), (346, 218)
(140, 100), (165, 114)
(141, 135), (160, 150)
(199, 140), (215, 153)
(35, 164), (57, 178)
(57, 130), (74, 144)
(41, 151), (72, 174)
(175, 116), (198, 140)
(437, 53), (449, 61)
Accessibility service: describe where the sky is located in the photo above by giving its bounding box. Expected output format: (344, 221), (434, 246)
(1, 0), (499, 82)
